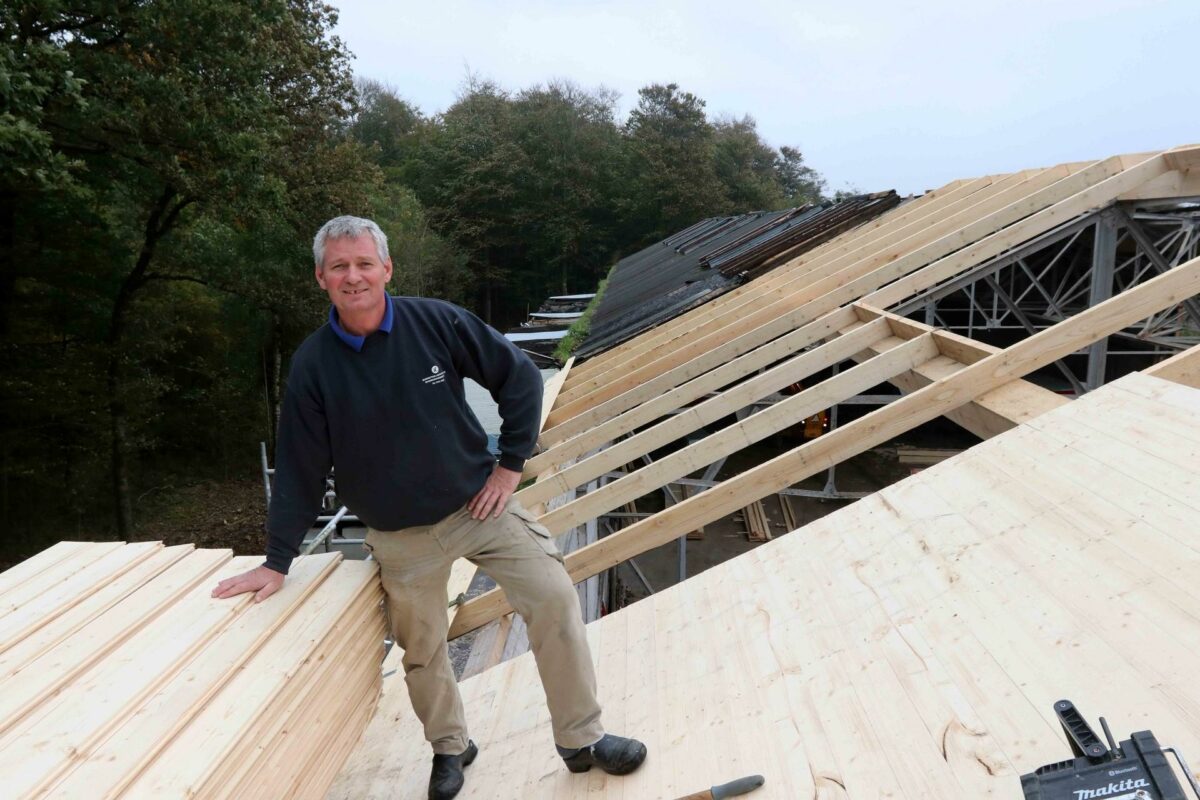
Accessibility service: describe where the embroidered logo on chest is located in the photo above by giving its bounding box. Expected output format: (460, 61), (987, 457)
(421, 364), (446, 386)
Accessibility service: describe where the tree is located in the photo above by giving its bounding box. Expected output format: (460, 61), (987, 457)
(622, 83), (727, 241)
(1, 0), (377, 539)
(776, 145), (826, 205)
(348, 77), (424, 172)
(712, 114), (787, 212)
(506, 81), (625, 300)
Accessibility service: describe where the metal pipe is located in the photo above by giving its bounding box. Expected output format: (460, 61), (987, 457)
(259, 442), (272, 506)
(302, 505), (350, 555)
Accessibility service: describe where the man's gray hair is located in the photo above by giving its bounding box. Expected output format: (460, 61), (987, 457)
(313, 215), (390, 268)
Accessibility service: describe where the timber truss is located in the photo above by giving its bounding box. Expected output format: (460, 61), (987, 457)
(447, 145), (1200, 649)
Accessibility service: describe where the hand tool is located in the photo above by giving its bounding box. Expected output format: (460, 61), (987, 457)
(673, 774), (765, 800)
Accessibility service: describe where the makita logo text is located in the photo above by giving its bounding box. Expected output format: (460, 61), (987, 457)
(1073, 777), (1149, 799)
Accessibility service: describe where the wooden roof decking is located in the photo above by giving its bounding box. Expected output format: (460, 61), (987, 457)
(0, 548), (385, 799)
(330, 370), (1200, 799)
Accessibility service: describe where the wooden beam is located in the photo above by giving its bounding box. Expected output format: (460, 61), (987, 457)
(518, 319), (891, 506)
(448, 254), (1200, 637)
(538, 356), (573, 430)
(538, 307), (859, 448)
(1164, 144), (1200, 173)
(1119, 168), (1200, 201)
(529, 308), (857, 469)
(536, 334), (941, 535)
(863, 151), (1183, 309)
(548, 156), (1132, 427)
(562, 166), (1072, 404)
(564, 177), (973, 384)
(560, 174), (1008, 398)
(851, 303), (1070, 438)
(1144, 343), (1200, 389)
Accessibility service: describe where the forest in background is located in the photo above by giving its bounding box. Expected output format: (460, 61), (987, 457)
(0, 0), (828, 562)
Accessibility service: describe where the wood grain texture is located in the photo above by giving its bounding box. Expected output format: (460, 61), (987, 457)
(0, 546), (384, 800)
(331, 373), (1200, 798)
(451, 255), (1200, 636)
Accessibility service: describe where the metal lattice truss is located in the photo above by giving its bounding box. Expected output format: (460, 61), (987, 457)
(893, 204), (1200, 392)
(447, 146), (1200, 641)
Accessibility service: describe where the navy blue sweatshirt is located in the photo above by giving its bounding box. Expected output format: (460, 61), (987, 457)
(264, 296), (543, 574)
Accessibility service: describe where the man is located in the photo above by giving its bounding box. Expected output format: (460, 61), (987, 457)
(212, 216), (645, 800)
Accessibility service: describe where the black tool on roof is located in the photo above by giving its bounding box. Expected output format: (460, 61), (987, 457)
(1021, 699), (1200, 799)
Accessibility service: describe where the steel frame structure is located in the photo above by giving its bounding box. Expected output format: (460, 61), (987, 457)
(894, 200), (1200, 393)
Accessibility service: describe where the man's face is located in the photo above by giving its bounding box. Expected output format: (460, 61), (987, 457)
(315, 234), (393, 320)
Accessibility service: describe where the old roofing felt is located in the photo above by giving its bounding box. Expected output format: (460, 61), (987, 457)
(576, 193), (899, 359)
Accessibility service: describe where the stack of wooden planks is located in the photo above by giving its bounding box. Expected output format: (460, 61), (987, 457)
(739, 499), (772, 541)
(0, 544), (385, 799)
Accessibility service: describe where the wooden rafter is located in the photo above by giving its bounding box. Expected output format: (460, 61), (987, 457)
(563, 175), (981, 384)
(546, 156), (1139, 429)
(451, 254), (1200, 637)
(535, 334), (939, 534)
(525, 308), (866, 478)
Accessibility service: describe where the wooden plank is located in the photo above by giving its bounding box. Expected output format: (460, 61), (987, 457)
(566, 176), (994, 385)
(207, 603), (384, 800)
(0, 541), (93, 599)
(1119, 166), (1200, 200)
(1164, 144), (1200, 172)
(536, 335), (940, 536)
(863, 151), (1180, 309)
(0, 555), (261, 798)
(549, 156), (1134, 428)
(539, 356), (574, 430)
(1113, 369), (1200, 411)
(0, 540), (162, 652)
(851, 302), (1070, 438)
(0, 547), (230, 736)
(520, 319), (890, 505)
(555, 175), (1016, 407)
(537, 307), (860, 450)
(277, 665), (381, 800)
(0, 541), (125, 615)
(120, 560), (381, 799)
(742, 500), (771, 542)
(1144, 342), (1200, 388)
(556, 166), (1080, 408)
(41, 553), (343, 799)
(778, 494), (798, 532)
(450, 255), (1200, 637)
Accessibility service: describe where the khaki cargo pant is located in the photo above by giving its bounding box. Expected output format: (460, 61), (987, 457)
(364, 498), (605, 755)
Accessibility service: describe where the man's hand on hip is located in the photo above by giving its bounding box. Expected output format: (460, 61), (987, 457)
(211, 565), (285, 603)
(468, 464), (521, 520)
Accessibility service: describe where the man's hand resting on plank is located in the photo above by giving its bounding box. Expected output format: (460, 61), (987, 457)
(211, 565), (285, 603)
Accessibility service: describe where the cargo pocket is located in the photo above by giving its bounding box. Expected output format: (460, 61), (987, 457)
(510, 505), (564, 563)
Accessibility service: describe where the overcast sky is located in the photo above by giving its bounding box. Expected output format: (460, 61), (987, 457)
(331, 0), (1197, 196)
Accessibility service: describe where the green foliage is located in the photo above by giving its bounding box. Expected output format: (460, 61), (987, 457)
(0, 0), (378, 554)
(0, 0), (827, 564)
(553, 273), (611, 362)
(379, 78), (825, 327)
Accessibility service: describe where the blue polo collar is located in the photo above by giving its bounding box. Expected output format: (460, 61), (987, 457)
(329, 296), (394, 352)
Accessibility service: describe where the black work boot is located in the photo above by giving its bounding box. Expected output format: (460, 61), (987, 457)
(556, 733), (647, 775)
(428, 740), (478, 800)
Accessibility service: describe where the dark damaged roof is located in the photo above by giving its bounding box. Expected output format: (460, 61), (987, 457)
(576, 192), (900, 359)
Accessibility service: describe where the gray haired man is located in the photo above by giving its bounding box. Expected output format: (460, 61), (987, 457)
(212, 216), (646, 798)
